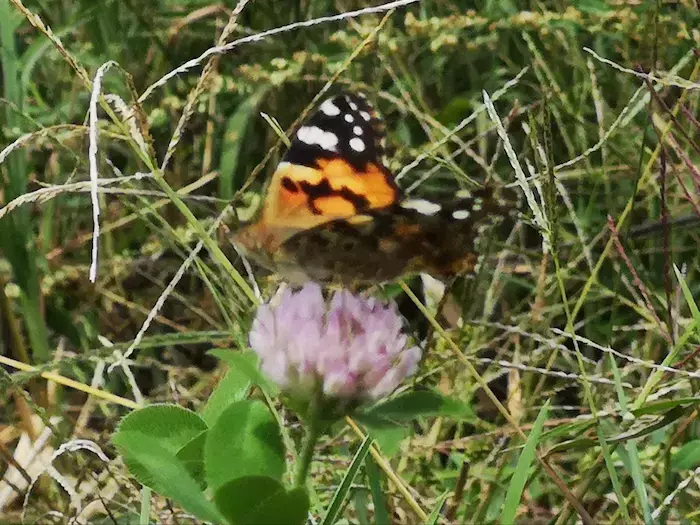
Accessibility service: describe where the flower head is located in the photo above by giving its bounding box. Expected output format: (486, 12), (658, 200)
(249, 283), (421, 402)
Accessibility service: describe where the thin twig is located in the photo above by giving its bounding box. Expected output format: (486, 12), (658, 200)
(659, 149), (674, 343)
(584, 47), (700, 90)
(607, 216), (672, 344)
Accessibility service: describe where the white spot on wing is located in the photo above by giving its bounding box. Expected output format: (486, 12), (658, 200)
(360, 111), (371, 121)
(350, 137), (365, 152)
(353, 126), (363, 135)
(348, 99), (358, 111)
(400, 199), (441, 215)
(344, 114), (354, 122)
(296, 126), (313, 144)
(320, 99), (341, 116)
(297, 125), (338, 151)
(452, 209), (471, 220)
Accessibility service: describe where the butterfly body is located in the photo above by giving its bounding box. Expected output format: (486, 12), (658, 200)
(234, 92), (515, 286)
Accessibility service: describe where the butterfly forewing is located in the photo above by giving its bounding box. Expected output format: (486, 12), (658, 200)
(235, 93), (398, 259)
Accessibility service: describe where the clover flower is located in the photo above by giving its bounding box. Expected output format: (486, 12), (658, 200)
(249, 283), (421, 402)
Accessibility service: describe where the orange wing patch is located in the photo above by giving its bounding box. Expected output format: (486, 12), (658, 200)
(314, 159), (396, 210)
(236, 154), (398, 256)
(235, 91), (398, 258)
(264, 160), (395, 223)
(314, 195), (356, 216)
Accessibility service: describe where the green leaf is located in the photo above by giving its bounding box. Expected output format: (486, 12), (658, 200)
(359, 390), (475, 424)
(541, 419), (596, 441)
(545, 437), (596, 455)
(596, 425), (631, 522)
(20, 21), (83, 93)
(609, 406), (689, 443)
(214, 476), (309, 525)
(608, 414), (651, 525)
(204, 400), (285, 491)
(436, 96), (472, 126)
(576, 0), (613, 14)
(363, 424), (408, 459)
(176, 431), (208, 489)
(632, 397), (700, 417)
(618, 440), (651, 523)
(112, 433), (223, 523)
(547, 406), (690, 455)
(672, 440), (700, 471)
(500, 400), (550, 525)
(114, 405), (208, 491)
(219, 89), (267, 199)
(115, 404), (207, 453)
(426, 490), (451, 525)
(202, 351), (258, 426)
(321, 436), (373, 525)
(209, 349), (279, 398)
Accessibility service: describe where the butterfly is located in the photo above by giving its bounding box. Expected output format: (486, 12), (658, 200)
(234, 92), (516, 287)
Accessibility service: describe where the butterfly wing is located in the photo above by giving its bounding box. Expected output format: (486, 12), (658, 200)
(279, 187), (515, 285)
(234, 92), (518, 285)
(235, 92), (399, 262)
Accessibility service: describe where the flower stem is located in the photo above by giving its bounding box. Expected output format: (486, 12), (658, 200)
(295, 382), (324, 488)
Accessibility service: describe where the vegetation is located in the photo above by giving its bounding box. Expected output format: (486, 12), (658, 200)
(0, 0), (699, 523)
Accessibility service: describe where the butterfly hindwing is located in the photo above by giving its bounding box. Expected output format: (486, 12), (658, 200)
(279, 188), (512, 285)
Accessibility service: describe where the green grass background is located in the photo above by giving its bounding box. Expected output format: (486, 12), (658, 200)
(0, 0), (699, 523)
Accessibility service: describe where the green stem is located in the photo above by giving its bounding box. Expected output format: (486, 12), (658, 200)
(139, 486), (151, 525)
(294, 383), (324, 488)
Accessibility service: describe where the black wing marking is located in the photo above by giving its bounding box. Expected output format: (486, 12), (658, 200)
(284, 92), (387, 171)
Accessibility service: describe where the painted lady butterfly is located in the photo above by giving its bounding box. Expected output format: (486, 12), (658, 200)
(234, 92), (516, 286)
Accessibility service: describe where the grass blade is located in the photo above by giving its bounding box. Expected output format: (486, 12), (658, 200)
(426, 490), (450, 525)
(500, 400), (551, 524)
(364, 453), (390, 525)
(321, 435), (373, 525)
(0, 0), (50, 363)
(610, 355), (651, 522)
(674, 264), (700, 322)
(596, 425), (631, 522)
(219, 89), (267, 199)
(139, 486), (151, 525)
